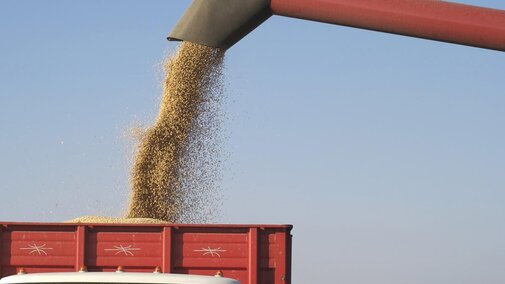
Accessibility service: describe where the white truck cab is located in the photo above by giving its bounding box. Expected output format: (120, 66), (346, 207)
(0, 272), (239, 284)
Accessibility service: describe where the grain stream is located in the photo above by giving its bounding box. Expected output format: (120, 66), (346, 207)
(126, 42), (225, 223)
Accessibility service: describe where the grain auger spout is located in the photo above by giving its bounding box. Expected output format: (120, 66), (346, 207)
(168, 0), (271, 50)
(168, 0), (505, 52)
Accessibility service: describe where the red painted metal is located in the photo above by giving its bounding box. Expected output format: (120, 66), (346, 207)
(0, 225), (3, 277)
(275, 232), (288, 284)
(161, 227), (172, 273)
(247, 228), (258, 284)
(270, 0), (505, 51)
(75, 226), (86, 272)
(0, 223), (292, 284)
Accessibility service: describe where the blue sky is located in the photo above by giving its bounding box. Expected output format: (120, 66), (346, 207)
(1, 1), (504, 283)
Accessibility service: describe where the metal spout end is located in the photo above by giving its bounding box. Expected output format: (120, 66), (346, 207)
(168, 0), (272, 50)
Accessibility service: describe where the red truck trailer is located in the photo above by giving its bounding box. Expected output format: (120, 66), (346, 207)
(0, 223), (292, 284)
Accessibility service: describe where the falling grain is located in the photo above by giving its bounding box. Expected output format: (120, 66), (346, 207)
(126, 42), (225, 223)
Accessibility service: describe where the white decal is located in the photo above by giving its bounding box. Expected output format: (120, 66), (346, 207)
(194, 247), (226, 257)
(104, 245), (140, 256)
(20, 244), (53, 255)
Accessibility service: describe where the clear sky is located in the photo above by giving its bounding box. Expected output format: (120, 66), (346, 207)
(1, 1), (504, 283)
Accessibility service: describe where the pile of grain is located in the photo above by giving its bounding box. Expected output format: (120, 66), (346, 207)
(126, 42), (225, 223)
(67, 216), (168, 224)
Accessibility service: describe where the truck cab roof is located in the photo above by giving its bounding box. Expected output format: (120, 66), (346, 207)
(0, 272), (239, 284)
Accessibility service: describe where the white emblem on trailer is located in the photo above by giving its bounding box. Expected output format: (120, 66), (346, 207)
(104, 245), (141, 256)
(20, 244), (54, 255)
(194, 247), (226, 257)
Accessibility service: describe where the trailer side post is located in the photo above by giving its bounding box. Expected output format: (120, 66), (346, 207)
(162, 227), (173, 273)
(75, 226), (86, 271)
(275, 231), (288, 284)
(286, 231), (292, 284)
(248, 228), (259, 284)
(0, 225), (3, 277)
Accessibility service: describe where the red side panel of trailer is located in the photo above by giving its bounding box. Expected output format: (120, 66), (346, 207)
(0, 223), (292, 284)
